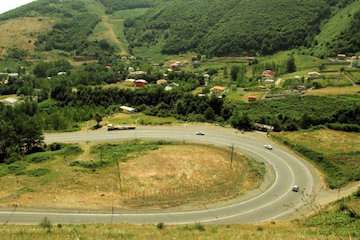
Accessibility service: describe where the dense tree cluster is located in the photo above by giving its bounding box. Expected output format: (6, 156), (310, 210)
(98, 0), (158, 14)
(125, 0), (330, 56)
(0, 102), (43, 163)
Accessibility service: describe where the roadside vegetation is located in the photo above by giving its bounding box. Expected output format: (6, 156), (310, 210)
(272, 129), (360, 188)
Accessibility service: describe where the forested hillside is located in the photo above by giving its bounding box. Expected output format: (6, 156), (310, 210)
(125, 0), (331, 56)
(98, 0), (163, 13)
(0, 0), (358, 58)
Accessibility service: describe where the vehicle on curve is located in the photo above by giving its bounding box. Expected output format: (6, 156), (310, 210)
(196, 132), (205, 136)
(264, 144), (273, 150)
(292, 185), (300, 192)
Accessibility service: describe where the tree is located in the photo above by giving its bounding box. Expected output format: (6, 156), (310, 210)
(204, 107), (215, 121)
(94, 113), (103, 128)
(230, 113), (253, 130)
(286, 56), (297, 73)
(230, 65), (240, 81)
(223, 66), (229, 78)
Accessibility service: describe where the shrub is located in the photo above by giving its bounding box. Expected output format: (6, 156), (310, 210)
(327, 123), (360, 132)
(194, 223), (205, 231)
(156, 222), (165, 230)
(39, 217), (52, 233)
(29, 156), (50, 163)
(49, 143), (63, 151)
(7, 163), (26, 175)
(26, 168), (50, 177)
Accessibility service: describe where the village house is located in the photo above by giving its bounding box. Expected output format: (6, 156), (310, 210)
(210, 86), (226, 95)
(8, 73), (19, 80)
(57, 72), (67, 76)
(134, 79), (148, 88)
(337, 54), (347, 61)
(307, 71), (321, 80)
(120, 106), (136, 113)
(264, 79), (275, 84)
(129, 71), (146, 79)
(170, 61), (181, 71)
(248, 96), (257, 102)
(262, 70), (275, 79)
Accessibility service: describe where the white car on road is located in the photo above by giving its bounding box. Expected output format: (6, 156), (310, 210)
(264, 144), (273, 150)
(292, 185), (300, 192)
(196, 132), (205, 136)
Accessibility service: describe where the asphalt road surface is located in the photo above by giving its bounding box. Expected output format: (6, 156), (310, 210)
(0, 125), (318, 225)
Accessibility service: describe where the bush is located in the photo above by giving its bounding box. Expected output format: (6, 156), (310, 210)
(70, 160), (108, 170)
(29, 156), (50, 163)
(194, 223), (205, 231)
(39, 217), (52, 233)
(49, 143), (63, 151)
(156, 222), (165, 230)
(26, 168), (50, 177)
(327, 123), (360, 132)
(7, 163), (26, 175)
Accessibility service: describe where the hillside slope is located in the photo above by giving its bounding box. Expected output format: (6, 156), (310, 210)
(125, 0), (330, 56)
(312, 0), (360, 57)
(0, 0), (359, 59)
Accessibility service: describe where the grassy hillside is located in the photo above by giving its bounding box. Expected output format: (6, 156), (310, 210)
(273, 129), (360, 188)
(0, 17), (53, 56)
(125, 0), (330, 56)
(0, 0), (115, 59)
(1, 0), (359, 59)
(313, 0), (360, 57)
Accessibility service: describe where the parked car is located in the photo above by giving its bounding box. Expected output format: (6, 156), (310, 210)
(264, 144), (273, 150)
(196, 132), (205, 136)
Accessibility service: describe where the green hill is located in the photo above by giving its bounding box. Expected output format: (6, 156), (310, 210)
(125, 0), (330, 56)
(312, 0), (360, 57)
(0, 0), (359, 59)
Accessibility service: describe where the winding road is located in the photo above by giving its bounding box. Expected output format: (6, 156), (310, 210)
(0, 125), (319, 224)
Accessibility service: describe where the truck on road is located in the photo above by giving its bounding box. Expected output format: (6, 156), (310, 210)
(107, 124), (136, 131)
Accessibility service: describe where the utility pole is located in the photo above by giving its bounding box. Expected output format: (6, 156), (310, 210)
(230, 144), (234, 168)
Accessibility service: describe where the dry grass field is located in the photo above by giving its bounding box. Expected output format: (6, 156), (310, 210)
(0, 17), (53, 55)
(0, 223), (343, 240)
(305, 86), (360, 96)
(0, 142), (264, 210)
(273, 129), (360, 188)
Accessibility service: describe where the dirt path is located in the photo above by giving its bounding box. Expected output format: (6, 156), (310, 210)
(317, 181), (360, 206)
(102, 15), (128, 56)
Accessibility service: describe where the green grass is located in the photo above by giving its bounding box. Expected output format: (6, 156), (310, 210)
(272, 129), (360, 188)
(0, 144), (82, 177)
(305, 193), (360, 237)
(70, 140), (166, 170)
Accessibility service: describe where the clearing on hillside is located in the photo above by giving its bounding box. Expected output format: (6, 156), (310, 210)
(0, 17), (53, 56)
